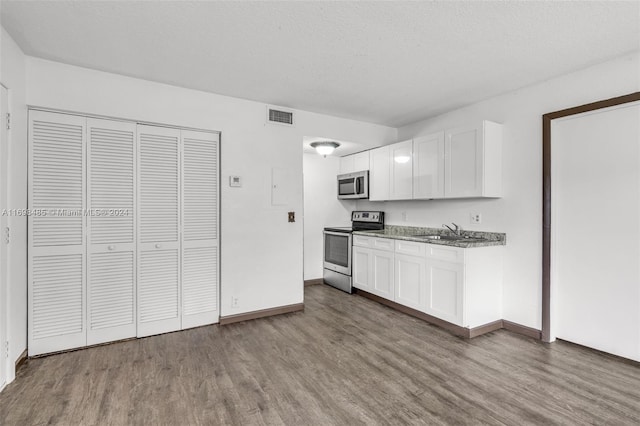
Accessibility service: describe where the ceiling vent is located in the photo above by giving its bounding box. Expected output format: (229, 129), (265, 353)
(267, 106), (294, 126)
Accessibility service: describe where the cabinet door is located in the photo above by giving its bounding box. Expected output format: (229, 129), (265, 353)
(369, 146), (390, 201)
(371, 249), (394, 299)
(339, 155), (355, 174)
(413, 132), (445, 199)
(394, 253), (427, 311)
(137, 125), (181, 337)
(445, 125), (483, 198)
(28, 111), (87, 356)
(181, 130), (219, 329)
(425, 259), (464, 326)
(87, 118), (137, 345)
(354, 151), (370, 171)
(389, 140), (413, 200)
(352, 246), (372, 292)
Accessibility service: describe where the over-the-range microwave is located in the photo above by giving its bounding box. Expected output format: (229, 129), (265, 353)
(337, 170), (369, 199)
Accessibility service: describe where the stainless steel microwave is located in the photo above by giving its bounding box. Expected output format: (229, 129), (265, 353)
(337, 170), (369, 199)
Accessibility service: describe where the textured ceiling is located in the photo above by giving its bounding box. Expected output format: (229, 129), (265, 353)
(2, 1), (639, 127)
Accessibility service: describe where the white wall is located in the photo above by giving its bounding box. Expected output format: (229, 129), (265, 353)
(0, 27), (28, 384)
(23, 56), (395, 321)
(302, 153), (356, 280)
(358, 52), (640, 330)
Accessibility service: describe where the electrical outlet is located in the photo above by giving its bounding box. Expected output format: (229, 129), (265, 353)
(401, 211), (408, 222)
(232, 297), (239, 308)
(470, 213), (482, 224)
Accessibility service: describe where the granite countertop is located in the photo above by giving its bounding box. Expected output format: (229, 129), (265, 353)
(353, 225), (506, 248)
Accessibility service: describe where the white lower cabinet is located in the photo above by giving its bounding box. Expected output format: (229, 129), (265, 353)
(353, 242), (394, 300)
(354, 236), (502, 329)
(394, 253), (426, 311)
(352, 245), (372, 292)
(371, 249), (394, 300)
(425, 258), (464, 325)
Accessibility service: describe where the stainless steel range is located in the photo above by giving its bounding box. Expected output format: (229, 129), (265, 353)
(323, 211), (384, 293)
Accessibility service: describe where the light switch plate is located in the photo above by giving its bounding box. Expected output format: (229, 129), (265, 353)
(229, 176), (242, 187)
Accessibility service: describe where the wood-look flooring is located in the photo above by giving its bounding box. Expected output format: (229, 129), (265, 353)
(1, 284), (639, 425)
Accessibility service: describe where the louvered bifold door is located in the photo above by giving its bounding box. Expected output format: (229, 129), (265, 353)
(28, 110), (87, 356)
(181, 130), (219, 329)
(137, 125), (181, 337)
(87, 118), (136, 345)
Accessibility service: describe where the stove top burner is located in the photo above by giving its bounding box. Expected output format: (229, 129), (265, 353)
(323, 227), (353, 233)
(324, 211), (385, 233)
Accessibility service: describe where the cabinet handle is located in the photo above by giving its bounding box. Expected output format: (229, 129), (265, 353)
(107, 245), (115, 251)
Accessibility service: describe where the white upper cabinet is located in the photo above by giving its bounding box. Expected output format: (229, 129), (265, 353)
(354, 151), (370, 172)
(355, 120), (501, 201)
(339, 154), (354, 174)
(445, 120), (502, 198)
(369, 145), (390, 201)
(389, 140), (413, 200)
(413, 132), (445, 199)
(339, 151), (370, 174)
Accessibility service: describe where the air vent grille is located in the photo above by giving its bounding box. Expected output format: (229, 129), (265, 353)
(268, 108), (294, 126)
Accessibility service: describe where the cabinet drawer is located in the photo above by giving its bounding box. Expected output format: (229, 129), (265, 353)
(373, 238), (394, 251)
(427, 245), (464, 263)
(395, 240), (426, 256)
(354, 235), (392, 250)
(353, 235), (373, 247)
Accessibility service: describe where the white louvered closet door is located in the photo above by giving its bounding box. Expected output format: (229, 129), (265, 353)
(181, 130), (219, 329)
(28, 111), (87, 356)
(137, 125), (181, 337)
(87, 118), (137, 345)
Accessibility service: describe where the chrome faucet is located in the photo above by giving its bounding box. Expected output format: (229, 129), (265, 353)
(443, 222), (462, 235)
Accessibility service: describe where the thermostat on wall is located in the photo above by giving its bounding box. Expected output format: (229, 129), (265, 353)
(229, 176), (242, 187)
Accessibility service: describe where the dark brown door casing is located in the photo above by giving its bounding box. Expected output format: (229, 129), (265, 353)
(541, 92), (640, 342)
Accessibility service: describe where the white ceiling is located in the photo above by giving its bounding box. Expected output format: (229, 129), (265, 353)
(2, 1), (639, 128)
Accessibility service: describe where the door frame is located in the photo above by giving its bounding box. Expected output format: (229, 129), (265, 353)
(541, 91), (640, 342)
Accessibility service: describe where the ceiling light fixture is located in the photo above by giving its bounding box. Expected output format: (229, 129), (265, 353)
(310, 141), (340, 157)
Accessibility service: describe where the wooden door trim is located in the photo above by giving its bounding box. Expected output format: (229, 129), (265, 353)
(541, 92), (640, 342)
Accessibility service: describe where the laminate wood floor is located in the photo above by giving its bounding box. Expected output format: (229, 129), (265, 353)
(1, 284), (639, 425)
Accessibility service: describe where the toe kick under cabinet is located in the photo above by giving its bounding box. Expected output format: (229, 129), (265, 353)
(352, 236), (502, 329)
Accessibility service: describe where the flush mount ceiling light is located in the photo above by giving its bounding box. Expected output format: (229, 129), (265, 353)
(310, 141), (340, 157)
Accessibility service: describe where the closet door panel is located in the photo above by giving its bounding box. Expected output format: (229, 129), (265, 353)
(87, 118), (136, 345)
(137, 125), (181, 337)
(139, 249), (180, 324)
(181, 130), (219, 328)
(88, 250), (135, 343)
(28, 110), (87, 356)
